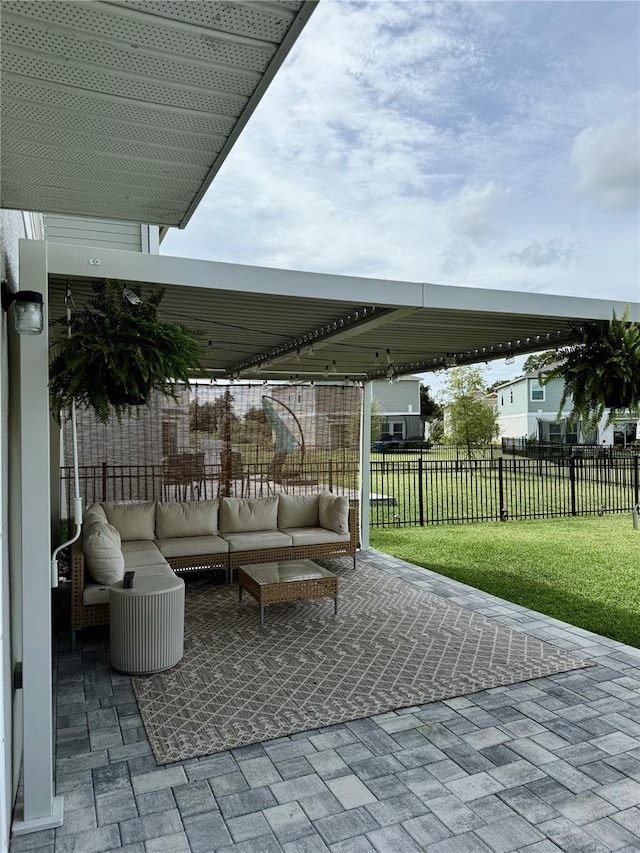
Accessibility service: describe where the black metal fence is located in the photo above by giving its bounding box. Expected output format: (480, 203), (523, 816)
(370, 455), (640, 526)
(59, 460), (358, 523)
(373, 444), (498, 461)
(60, 454), (640, 530)
(501, 437), (640, 461)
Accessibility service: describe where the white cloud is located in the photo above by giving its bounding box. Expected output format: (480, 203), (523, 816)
(162, 0), (640, 303)
(506, 238), (584, 270)
(571, 116), (640, 210)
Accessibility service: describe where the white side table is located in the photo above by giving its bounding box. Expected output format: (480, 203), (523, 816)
(110, 574), (185, 674)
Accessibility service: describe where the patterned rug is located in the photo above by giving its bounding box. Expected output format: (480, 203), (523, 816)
(132, 560), (591, 764)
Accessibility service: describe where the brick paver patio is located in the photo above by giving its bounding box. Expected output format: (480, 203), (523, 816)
(11, 550), (640, 852)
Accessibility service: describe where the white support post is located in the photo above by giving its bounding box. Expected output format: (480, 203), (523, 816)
(359, 381), (372, 550)
(11, 240), (64, 835)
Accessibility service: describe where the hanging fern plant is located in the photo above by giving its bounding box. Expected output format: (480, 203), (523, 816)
(50, 280), (204, 424)
(542, 307), (640, 433)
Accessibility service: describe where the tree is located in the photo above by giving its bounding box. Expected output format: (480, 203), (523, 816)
(243, 406), (271, 443)
(420, 383), (441, 420)
(420, 382), (442, 442)
(370, 396), (384, 445)
(190, 395), (239, 435)
(522, 350), (558, 374)
(440, 366), (498, 458)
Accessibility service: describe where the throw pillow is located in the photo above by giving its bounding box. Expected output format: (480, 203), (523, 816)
(278, 494), (320, 529)
(219, 496), (279, 533)
(156, 500), (219, 538)
(83, 503), (108, 526)
(83, 523), (124, 585)
(101, 501), (156, 541)
(318, 493), (349, 535)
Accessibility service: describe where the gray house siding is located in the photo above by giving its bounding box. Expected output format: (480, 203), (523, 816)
(372, 379), (420, 414)
(372, 378), (423, 442)
(497, 378), (527, 415)
(527, 376), (565, 414)
(43, 215), (159, 253)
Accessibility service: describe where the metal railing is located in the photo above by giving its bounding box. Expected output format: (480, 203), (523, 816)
(370, 455), (640, 526)
(502, 437), (640, 461)
(59, 460), (360, 523)
(60, 453), (640, 529)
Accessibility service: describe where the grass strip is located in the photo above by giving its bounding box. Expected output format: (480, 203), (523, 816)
(371, 515), (640, 648)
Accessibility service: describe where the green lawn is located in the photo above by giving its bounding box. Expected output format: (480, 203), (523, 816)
(371, 515), (640, 648)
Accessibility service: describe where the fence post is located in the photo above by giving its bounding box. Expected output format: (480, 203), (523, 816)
(102, 461), (107, 502)
(569, 456), (577, 516)
(418, 457), (424, 526)
(498, 457), (505, 521)
(634, 455), (639, 508)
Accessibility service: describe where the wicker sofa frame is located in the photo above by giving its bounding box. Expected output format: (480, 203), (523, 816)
(70, 504), (358, 633)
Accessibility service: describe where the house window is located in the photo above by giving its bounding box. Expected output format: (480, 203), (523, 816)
(530, 382), (545, 402)
(390, 421), (405, 440)
(509, 389), (513, 404)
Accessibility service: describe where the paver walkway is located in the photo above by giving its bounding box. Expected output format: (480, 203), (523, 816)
(11, 550), (640, 853)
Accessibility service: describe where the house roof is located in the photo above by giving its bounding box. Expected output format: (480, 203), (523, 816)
(45, 243), (640, 382)
(0, 0), (317, 229)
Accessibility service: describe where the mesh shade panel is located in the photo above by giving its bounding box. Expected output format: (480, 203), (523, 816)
(61, 383), (362, 521)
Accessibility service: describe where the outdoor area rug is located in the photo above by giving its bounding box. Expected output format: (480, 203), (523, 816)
(132, 560), (592, 764)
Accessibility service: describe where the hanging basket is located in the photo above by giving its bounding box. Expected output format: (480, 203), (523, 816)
(104, 374), (153, 407)
(49, 281), (204, 424)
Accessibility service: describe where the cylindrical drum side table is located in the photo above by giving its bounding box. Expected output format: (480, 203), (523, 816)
(110, 575), (185, 674)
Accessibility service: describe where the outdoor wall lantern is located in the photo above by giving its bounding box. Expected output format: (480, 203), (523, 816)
(1, 281), (44, 335)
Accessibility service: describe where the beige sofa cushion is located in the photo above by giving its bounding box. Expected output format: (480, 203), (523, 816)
(155, 535), (229, 559)
(223, 530), (292, 552)
(281, 527), (350, 547)
(156, 500), (219, 539)
(121, 540), (160, 554)
(219, 497), (279, 534)
(121, 563), (174, 580)
(84, 503), (108, 526)
(278, 494), (320, 529)
(102, 501), (156, 541)
(83, 563), (174, 606)
(83, 523), (124, 586)
(123, 549), (168, 569)
(318, 493), (350, 535)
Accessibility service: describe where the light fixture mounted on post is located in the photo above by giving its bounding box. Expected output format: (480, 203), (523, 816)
(1, 281), (44, 335)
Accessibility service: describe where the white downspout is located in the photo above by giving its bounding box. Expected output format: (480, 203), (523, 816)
(50, 287), (82, 587)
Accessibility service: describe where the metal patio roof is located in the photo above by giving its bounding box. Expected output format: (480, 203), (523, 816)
(45, 243), (640, 382)
(1, 0), (317, 228)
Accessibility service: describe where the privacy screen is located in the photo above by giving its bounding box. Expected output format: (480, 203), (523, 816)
(60, 383), (362, 519)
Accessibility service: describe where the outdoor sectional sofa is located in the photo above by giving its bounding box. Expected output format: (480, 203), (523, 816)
(70, 493), (358, 634)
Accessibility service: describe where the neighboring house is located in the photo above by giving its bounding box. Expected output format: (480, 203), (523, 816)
(496, 373), (639, 446)
(371, 376), (423, 444)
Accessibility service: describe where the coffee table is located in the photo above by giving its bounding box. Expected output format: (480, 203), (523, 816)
(238, 560), (338, 626)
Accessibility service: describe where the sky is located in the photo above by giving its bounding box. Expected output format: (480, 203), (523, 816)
(161, 0), (640, 396)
